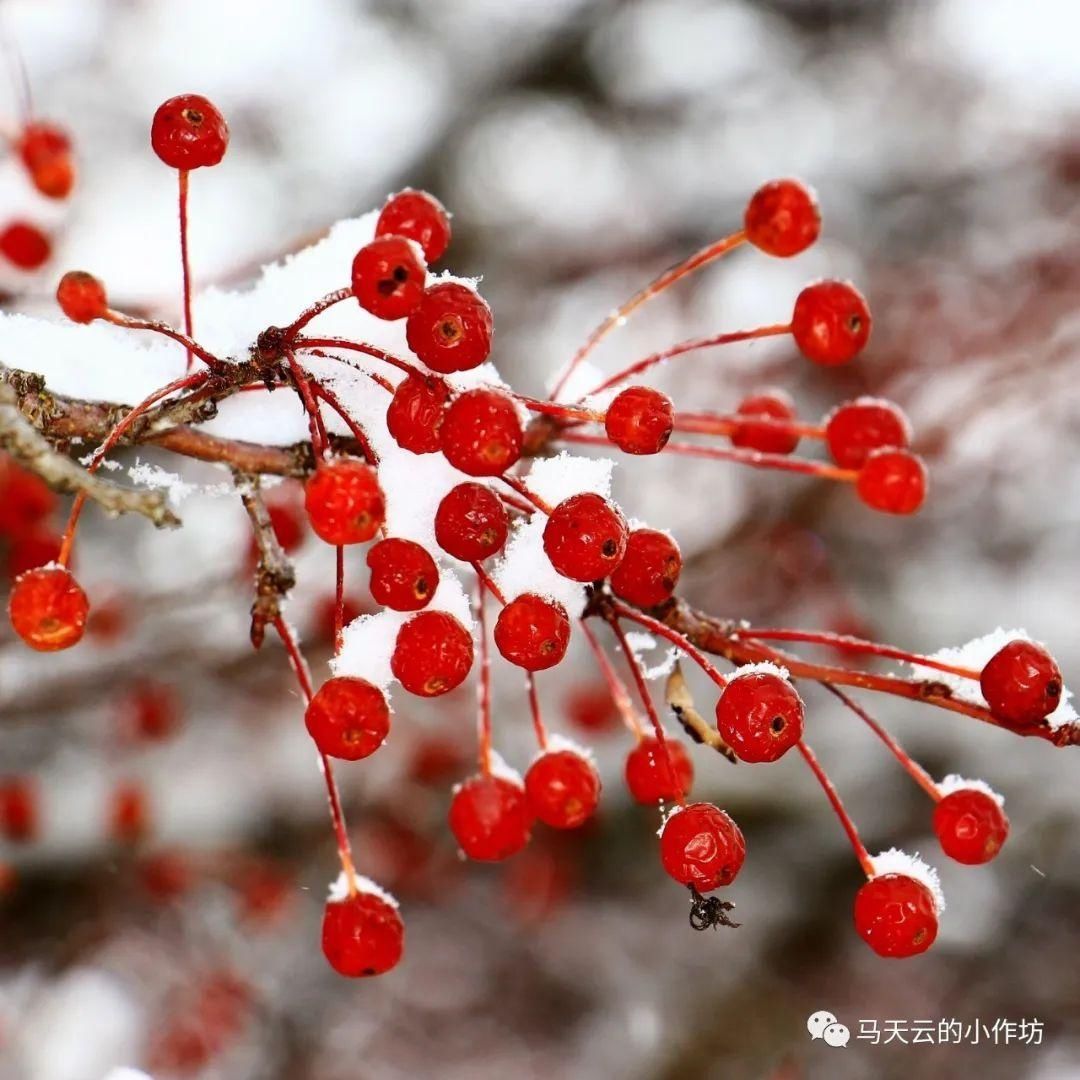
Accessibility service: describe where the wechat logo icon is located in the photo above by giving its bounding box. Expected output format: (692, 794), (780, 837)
(807, 1011), (850, 1048)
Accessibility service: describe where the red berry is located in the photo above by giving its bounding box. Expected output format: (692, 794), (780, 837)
(792, 280), (872, 366)
(543, 492), (628, 582)
(406, 282), (493, 373)
(150, 94), (229, 170)
(322, 888), (404, 977)
(376, 189), (452, 264)
(933, 788), (1009, 865)
(743, 179), (821, 257)
(979, 640), (1062, 729)
(351, 236), (426, 320)
(305, 676), (390, 760)
(366, 538), (439, 612)
(18, 121), (75, 199)
(9, 566), (88, 652)
(565, 684), (620, 733)
(122, 681), (181, 741)
(659, 802), (746, 891)
(714, 671), (804, 763)
(6, 528), (61, 580)
(825, 398), (911, 469)
(730, 390), (799, 455)
(386, 374), (448, 454)
(304, 458), (385, 545)
(56, 271), (108, 323)
(609, 528), (681, 608)
(854, 873), (938, 958)
(391, 610), (474, 697)
(524, 749), (601, 829)
(449, 773), (532, 861)
(604, 386), (674, 455)
(0, 778), (37, 843)
(0, 460), (57, 535)
(624, 735), (694, 804)
(434, 482), (509, 561)
(856, 448), (927, 515)
(0, 222), (51, 271)
(440, 389), (522, 476)
(493, 593), (570, 671)
(109, 781), (150, 844)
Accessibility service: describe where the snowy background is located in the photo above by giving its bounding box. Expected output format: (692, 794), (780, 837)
(2, 1), (1080, 1078)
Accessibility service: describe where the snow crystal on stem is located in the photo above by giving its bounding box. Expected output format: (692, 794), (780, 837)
(486, 750), (523, 788)
(328, 870), (400, 909)
(729, 660), (791, 682)
(937, 774), (1005, 806)
(870, 848), (945, 913)
(533, 731), (597, 767)
(907, 627), (1077, 731)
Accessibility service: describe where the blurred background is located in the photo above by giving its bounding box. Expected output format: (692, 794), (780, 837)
(1, 1), (1079, 1077)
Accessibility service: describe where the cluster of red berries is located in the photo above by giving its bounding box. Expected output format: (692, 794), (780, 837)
(6, 93), (1070, 980)
(1, 119), (77, 273)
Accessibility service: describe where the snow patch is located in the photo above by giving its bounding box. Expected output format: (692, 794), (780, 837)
(870, 848), (945, 913)
(936, 774), (1005, 806)
(328, 870), (400, 909)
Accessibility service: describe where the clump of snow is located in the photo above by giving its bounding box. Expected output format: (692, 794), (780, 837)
(656, 801), (684, 837)
(870, 848), (946, 913)
(727, 660), (790, 682)
(534, 731), (597, 767)
(331, 609), (408, 691)
(525, 450), (614, 505)
(487, 750), (524, 788)
(907, 627), (1077, 731)
(328, 870), (400, 909)
(937, 774), (1005, 806)
(493, 515), (587, 615)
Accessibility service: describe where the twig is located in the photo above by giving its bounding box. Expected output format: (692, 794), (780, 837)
(238, 476), (296, 648)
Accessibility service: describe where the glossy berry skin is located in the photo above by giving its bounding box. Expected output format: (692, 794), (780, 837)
(659, 802), (746, 891)
(449, 773), (532, 861)
(933, 789), (1009, 865)
(624, 735), (694, 804)
(386, 374), (448, 454)
(610, 528), (681, 608)
(0, 778), (37, 843)
(744, 179), (821, 257)
(542, 493), (628, 582)
(406, 282), (493, 374)
(434, 483), (508, 561)
(980, 640), (1062, 729)
(367, 538), (439, 612)
(391, 610), (474, 697)
(715, 671), (804, 764)
(792, 280), (871, 366)
(322, 890), (404, 977)
(493, 593), (570, 671)
(0, 222), (51, 270)
(525, 750), (601, 829)
(305, 677), (389, 760)
(304, 458), (385, 545)
(731, 390), (799, 455)
(376, 189), (451, 264)
(854, 874), (938, 958)
(856, 448), (927, 515)
(604, 386), (674, 455)
(351, 236), (426, 320)
(56, 271), (108, 323)
(18, 121), (75, 199)
(150, 94), (229, 170)
(825, 398), (910, 469)
(440, 389), (522, 476)
(9, 566), (88, 652)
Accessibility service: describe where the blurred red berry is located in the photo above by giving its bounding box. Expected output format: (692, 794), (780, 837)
(856, 448), (927, 515)
(731, 390), (799, 455)
(624, 735), (693, 804)
(524, 749), (601, 829)
(0, 222), (51, 270)
(6, 528), (61, 580)
(109, 782), (150, 844)
(449, 773), (532, 861)
(18, 121), (75, 199)
(0, 460), (57, 535)
(825, 398), (911, 469)
(0, 778), (38, 843)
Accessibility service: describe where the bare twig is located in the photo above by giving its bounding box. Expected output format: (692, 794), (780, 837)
(238, 476), (296, 649)
(665, 662), (737, 761)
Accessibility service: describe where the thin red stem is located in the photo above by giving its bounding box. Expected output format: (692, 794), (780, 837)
(512, 393), (603, 424)
(284, 350), (328, 456)
(561, 432), (858, 482)
(607, 614), (685, 805)
(738, 627), (980, 681)
(103, 311), (226, 372)
(821, 684), (941, 802)
(551, 229), (748, 400)
(673, 412), (825, 441)
(312, 382), (378, 465)
(611, 600), (729, 688)
(583, 322), (790, 399)
(580, 618), (643, 738)
(334, 546), (345, 655)
(272, 614), (358, 894)
(58, 371), (208, 565)
(471, 561), (506, 605)
(496, 489), (535, 517)
(285, 287), (353, 338)
(498, 473), (553, 515)
(294, 336), (425, 381)
(475, 580), (493, 775)
(177, 169), (194, 373)
(526, 673), (549, 750)
(797, 740), (875, 879)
